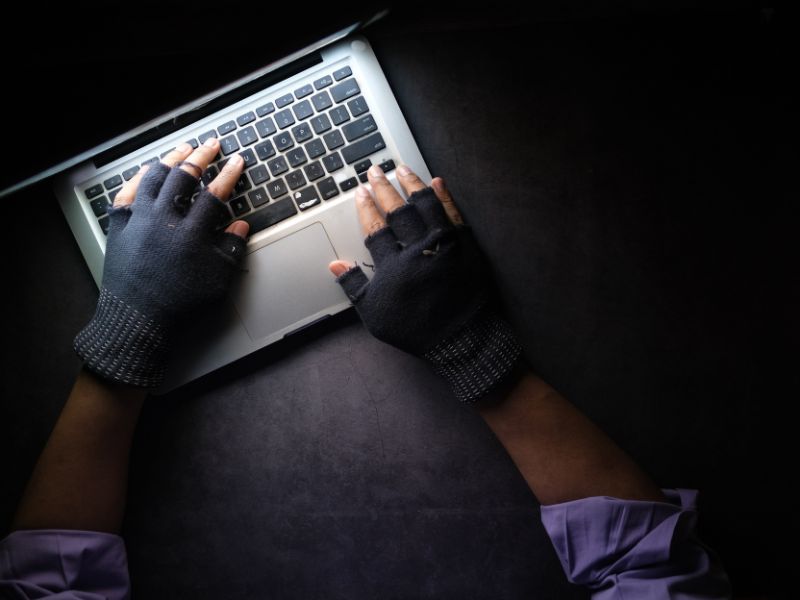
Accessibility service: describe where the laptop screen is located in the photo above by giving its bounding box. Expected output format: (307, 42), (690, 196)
(1, 5), (383, 197)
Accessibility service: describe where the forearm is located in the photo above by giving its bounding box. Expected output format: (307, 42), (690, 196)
(477, 366), (664, 505)
(12, 368), (145, 533)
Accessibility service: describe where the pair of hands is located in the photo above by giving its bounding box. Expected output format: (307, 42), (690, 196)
(79, 137), (517, 400)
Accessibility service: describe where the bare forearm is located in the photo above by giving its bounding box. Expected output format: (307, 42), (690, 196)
(12, 368), (145, 533)
(477, 367), (664, 505)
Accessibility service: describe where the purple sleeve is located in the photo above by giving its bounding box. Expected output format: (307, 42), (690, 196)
(540, 489), (731, 599)
(0, 530), (130, 600)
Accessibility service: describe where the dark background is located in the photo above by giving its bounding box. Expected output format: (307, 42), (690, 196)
(1, 2), (796, 598)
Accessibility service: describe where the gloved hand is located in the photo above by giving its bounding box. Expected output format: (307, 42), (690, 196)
(329, 165), (521, 402)
(74, 140), (249, 388)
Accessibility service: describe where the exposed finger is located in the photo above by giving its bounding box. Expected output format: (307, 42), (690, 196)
(206, 154), (244, 201)
(225, 220), (250, 238)
(160, 142), (194, 167)
(431, 177), (464, 225)
(328, 260), (354, 277)
(113, 164), (150, 207)
(367, 165), (404, 214)
(179, 137), (221, 178)
(395, 164), (427, 197)
(355, 185), (387, 237)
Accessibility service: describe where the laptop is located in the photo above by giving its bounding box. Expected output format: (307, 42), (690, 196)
(7, 13), (431, 393)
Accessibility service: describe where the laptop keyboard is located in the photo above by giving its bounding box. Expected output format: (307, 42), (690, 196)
(83, 65), (395, 237)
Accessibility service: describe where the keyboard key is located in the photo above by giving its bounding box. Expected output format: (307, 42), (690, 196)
(256, 102), (275, 117)
(342, 114), (378, 142)
(255, 140), (276, 161)
(99, 216), (110, 235)
(236, 111), (256, 126)
(303, 161), (325, 181)
(267, 179), (288, 199)
(236, 126), (258, 147)
(291, 122), (313, 143)
(220, 135), (240, 155)
(103, 174), (123, 190)
(273, 131), (294, 152)
(275, 93), (294, 108)
(275, 108), (295, 129)
(353, 159), (372, 173)
(234, 174), (252, 196)
(378, 159), (396, 173)
(317, 176), (339, 200)
(314, 74), (333, 89)
(108, 188), (120, 204)
(294, 83), (313, 99)
(186, 138), (199, 149)
(201, 165), (219, 187)
(304, 138), (326, 159)
(292, 99), (313, 121)
(90, 195), (108, 216)
(249, 164), (270, 185)
(311, 91), (332, 112)
(198, 130), (217, 144)
(333, 66), (352, 81)
(323, 130), (344, 150)
(267, 156), (289, 176)
(256, 117), (276, 138)
(340, 132), (385, 164)
(160, 148), (175, 158)
(241, 197), (297, 233)
(347, 96), (369, 117)
(217, 158), (230, 171)
(329, 106), (350, 125)
(310, 114), (331, 134)
(286, 147), (308, 168)
(293, 185), (320, 211)
(239, 148), (257, 168)
(339, 177), (358, 191)
(358, 172), (369, 183)
(330, 78), (360, 103)
(230, 196), (250, 217)
(218, 120), (237, 135)
(248, 187), (270, 207)
(122, 166), (140, 181)
(141, 157), (159, 166)
(286, 170), (306, 190)
(85, 184), (104, 199)
(322, 152), (344, 173)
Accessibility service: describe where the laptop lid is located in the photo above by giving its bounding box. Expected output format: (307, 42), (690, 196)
(0, 4), (387, 198)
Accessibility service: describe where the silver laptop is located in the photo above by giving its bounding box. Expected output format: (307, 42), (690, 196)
(50, 24), (431, 392)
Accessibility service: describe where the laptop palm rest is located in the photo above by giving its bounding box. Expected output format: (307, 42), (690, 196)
(232, 222), (345, 341)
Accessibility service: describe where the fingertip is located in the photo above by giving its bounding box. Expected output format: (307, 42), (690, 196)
(225, 220), (250, 238)
(329, 260), (353, 277)
(431, 177), (446, 192)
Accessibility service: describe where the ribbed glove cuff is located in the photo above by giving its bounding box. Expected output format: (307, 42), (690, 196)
(73, 287), (168, 388)
(423, 307), (522, 403)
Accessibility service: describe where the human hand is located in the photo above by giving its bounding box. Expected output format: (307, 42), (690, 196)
(74, 140), (249, 387)
(329, 165), (521, 402)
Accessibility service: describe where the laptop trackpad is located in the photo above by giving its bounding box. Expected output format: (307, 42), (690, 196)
(233, 222), (345, 341)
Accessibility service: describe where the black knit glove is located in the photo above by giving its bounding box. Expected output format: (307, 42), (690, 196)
(336, 188), (521, 402)
(74, 162), (245, 387)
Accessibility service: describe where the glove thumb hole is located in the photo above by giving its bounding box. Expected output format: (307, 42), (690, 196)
(333, 264), (369, 303)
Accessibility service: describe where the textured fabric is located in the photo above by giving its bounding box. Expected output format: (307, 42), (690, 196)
(336, 187), (521, 401)
(424, 306), (521, 402)
(74, 162), (246, 387)
(540, 489), (731, 599)
(0, 530), (130, 599)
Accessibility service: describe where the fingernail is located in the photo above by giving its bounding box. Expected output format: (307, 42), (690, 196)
(177, 142), (192, 153)
(368, 165), (384, 179)
(228, 154), (243, 166)
(397, 164), (411, 176)
(203, 137), (218, 147)
(356, 185), (370, 197)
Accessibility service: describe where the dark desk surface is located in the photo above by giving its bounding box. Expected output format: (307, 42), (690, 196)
(1, 6), (795, 598)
